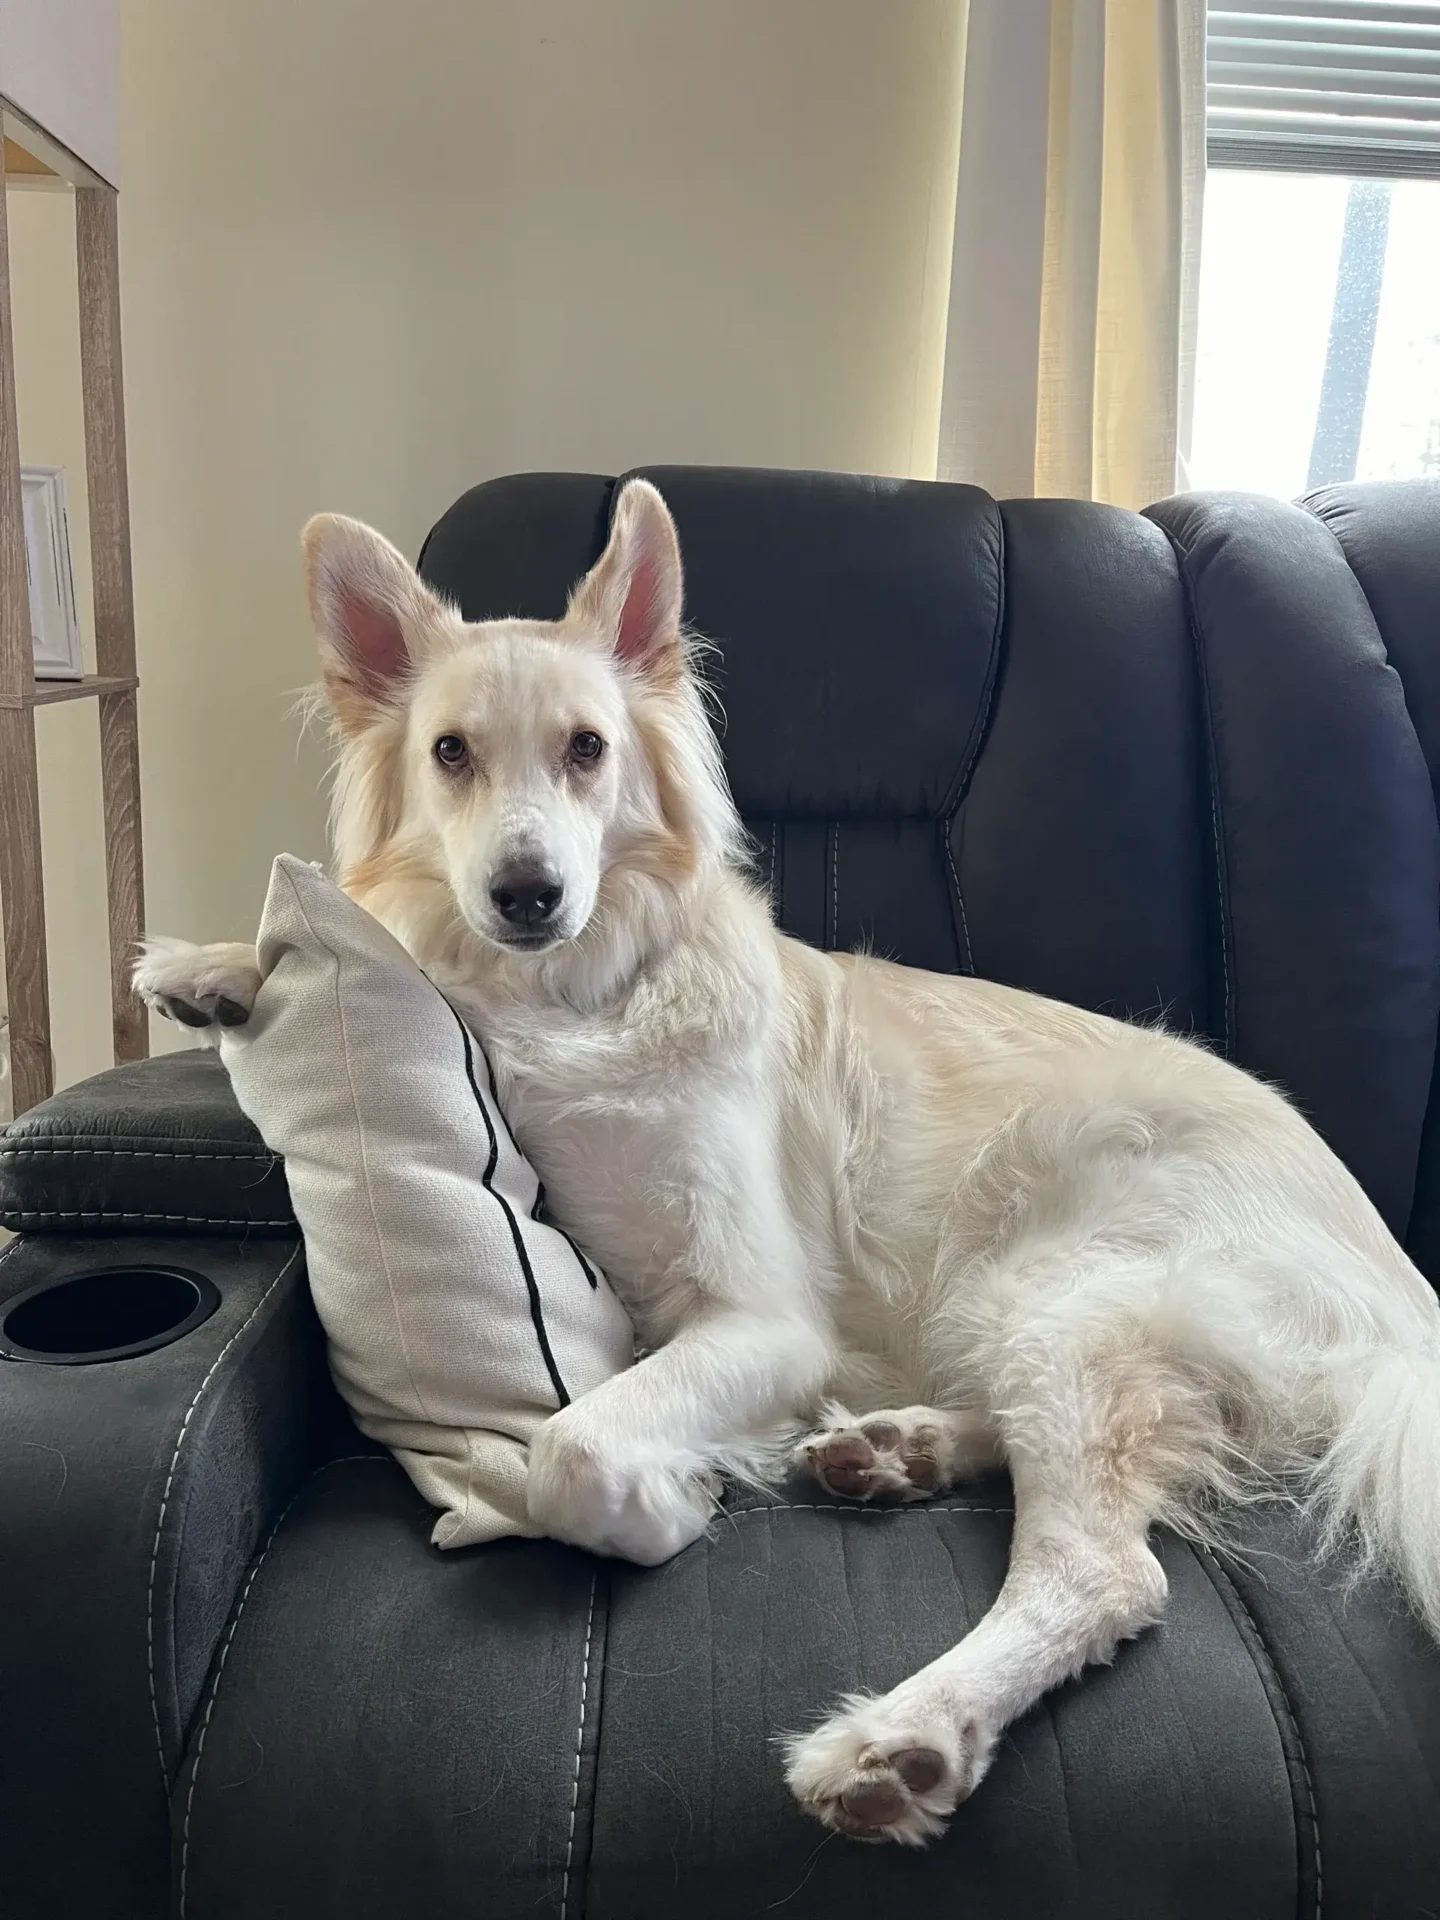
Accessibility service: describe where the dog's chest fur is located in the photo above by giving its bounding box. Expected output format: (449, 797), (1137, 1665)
(444, 928), (786, 1344)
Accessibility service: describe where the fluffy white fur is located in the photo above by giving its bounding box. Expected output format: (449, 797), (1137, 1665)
(136, 480), (1440, 1845)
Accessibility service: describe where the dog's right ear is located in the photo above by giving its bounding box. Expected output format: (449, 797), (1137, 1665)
(303, 515), (447, 730)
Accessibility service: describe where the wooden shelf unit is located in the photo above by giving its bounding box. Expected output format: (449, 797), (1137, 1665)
(1, 672), (138, 709)
(0, 113), (145, 1115)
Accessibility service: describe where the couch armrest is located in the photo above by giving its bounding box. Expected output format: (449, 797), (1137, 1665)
(0, 1229), (332, 1919)
(0, 1052), (295, 1235)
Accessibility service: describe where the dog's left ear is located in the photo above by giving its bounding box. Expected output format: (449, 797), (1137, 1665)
(567, 479), (683, 681)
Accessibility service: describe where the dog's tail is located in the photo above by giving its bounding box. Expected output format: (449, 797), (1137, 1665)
(1308, 1344), (1440, 1641)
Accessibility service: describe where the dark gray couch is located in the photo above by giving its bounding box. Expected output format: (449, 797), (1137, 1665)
(4, 469), (1440, 1918)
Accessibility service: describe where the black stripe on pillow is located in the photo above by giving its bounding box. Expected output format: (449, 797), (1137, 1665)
(481, 1048), (603, 1294)
(531, 1180), (602, 1291)
(443, 1000), (571, 1409)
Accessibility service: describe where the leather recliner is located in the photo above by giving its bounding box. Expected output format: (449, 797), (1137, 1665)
(3, 468), (1439, 1919)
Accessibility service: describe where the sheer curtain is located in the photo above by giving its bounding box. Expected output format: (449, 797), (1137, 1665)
(935, 0), (1207, 509)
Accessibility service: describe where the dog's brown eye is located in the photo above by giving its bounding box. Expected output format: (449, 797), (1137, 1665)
(434, 734), (469, 769)
(570, 731), (604, 763)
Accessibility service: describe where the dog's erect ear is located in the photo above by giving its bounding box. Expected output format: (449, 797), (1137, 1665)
(303, 515), (447, 725)
(567, 479), (683, 680)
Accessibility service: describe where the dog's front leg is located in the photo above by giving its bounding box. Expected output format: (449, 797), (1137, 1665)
(527, 1293), (829, 1565)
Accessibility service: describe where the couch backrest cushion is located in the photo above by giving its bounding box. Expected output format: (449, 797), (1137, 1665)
(1299, 479), (1440, 1272)
(420, 467), (1440, 1244)
(1145, 489), (1440, 1240)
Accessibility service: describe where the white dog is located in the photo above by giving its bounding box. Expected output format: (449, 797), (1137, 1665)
(136, 479), (1440, 1845)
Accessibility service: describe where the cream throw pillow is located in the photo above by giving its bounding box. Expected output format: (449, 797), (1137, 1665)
(220, 853), (635, 1549)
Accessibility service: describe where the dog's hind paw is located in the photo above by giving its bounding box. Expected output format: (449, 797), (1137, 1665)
(796, 1405), (997, 1503)
(133, 937), (261, 1034)
(784, 1695), (986, 1844)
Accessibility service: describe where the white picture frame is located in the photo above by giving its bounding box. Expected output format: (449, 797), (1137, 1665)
(21, 465), (83, 680)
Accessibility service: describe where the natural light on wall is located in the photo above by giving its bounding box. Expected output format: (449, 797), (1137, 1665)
(1192, 2), (1440, 495)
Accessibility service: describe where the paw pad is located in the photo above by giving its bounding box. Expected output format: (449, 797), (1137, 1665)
(800, 1418), (943, 1502)
(787, 1724), (967, 1845)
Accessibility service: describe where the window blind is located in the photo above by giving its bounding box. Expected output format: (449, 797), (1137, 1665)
(1208, 2), (1440, 177)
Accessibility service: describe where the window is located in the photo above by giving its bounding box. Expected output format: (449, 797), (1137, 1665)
(1191, 3), (1440, 494)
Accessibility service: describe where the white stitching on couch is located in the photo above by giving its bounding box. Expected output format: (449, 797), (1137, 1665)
(560, 1570), (599, 1920)
(830, 821), (840, 949)
(725, 1501), (1014, 1518)
(4, 1210), (294, 1227)
(943, 829), (976, 974)
(177, 1453), (388, 1917)
(0, 1145), (272, 1162)
(147, 1241), (304, 1789)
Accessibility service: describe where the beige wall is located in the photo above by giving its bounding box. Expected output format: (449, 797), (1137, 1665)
(12, 0), (965, 1091)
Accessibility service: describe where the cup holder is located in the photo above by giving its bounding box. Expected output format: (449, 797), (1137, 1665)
(0, 1265), (220, 1365)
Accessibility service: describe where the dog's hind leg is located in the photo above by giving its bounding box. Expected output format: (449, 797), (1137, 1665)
(784, 1339), (1178, 1843)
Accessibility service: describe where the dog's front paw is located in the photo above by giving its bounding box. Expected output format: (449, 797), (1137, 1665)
(527, 1411), (717, 1565)
(133, 937), (262, 1033)
(784, 1693), (991, 1845)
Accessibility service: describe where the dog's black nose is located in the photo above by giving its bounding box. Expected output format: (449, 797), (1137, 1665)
(490, 868), (565, 927)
